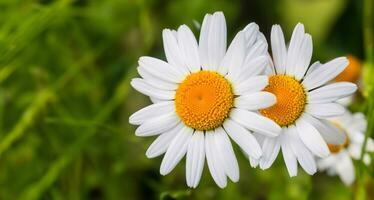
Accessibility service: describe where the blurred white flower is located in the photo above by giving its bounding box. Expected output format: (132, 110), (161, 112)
(318, 111), (374, 186)
(251, 23), (357, 177)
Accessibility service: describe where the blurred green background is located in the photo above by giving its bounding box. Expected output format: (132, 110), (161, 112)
(0, 0), (372, 199)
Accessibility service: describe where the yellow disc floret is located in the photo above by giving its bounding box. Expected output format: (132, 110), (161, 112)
(260, 75), (306, 127)
(328, 139), (349, 154)
(327, 122), (350, 154)
(175, 71), (234, 131)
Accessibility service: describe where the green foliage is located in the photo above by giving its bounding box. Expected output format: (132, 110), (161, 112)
(0, 0), (372, 199)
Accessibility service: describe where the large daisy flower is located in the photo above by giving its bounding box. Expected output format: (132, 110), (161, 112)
(129, 12), (281, 188)
(318, 111), (374, 186)
(254, 23), (358, 176)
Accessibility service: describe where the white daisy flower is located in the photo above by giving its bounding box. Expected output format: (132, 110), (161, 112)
(318, 111), (374, 186)
(252, 23), (358, 176)
(129, 12), (281, 188)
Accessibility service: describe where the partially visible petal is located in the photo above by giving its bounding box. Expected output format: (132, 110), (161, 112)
(129, 101), (174, 125)
(205, 130), (227, 188)
(306, 103), (346, 119)
(259, 137), (281, 169)
(160, 126), (194, 175)
(270, 25), (287, 74)
(230, 108), (281, 137)
(223, 119), (262, 159)
(163, 29), (190, 75)
(138, 56), (185, 83)
(233, 75), (268, 96)
(135, 113), (180, 137)
(308, 82), (357, 104)
(215, 127), (239, 182)
(220, 31), (245, 76)
(131, 78), (175, 100)
(303, 57), (349, 90)
(302, 113), (346, 144)
(186, 131), (205, 188)
(146, 123), (184, 158)
(287, 126), (317, 175)
(285, 23), (305, 76)
(235, 92), (276, 110)
(296, 118), (330, 157)
(177, 25), (201, 73)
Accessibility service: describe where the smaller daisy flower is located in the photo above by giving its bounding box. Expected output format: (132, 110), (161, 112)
(252, 23), (358, 176)
(318, 111), (374, 186)
(129, 12), (281, 188)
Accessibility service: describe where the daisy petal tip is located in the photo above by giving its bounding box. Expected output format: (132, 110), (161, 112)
(145, 150), (156, 159)
(159, 167), (169, 176)
(128, 115), (137, 125)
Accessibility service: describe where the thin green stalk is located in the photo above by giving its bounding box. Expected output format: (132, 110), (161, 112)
(359, 0), (373, 168)
(356, 0), (373, 199)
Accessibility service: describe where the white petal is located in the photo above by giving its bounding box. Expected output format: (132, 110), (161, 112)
(235, 92), (276, 110)
(293, 34), (313, 80)
(230, 108), (281, 137)
(146, 123), (184, 158)
(336, 151), (355, 186)
(208, 12), (227, 70)
(135, 113), (180, 137)
(351, 112), (367, 132)
(162, 29), (190, 75)
(160, 126), (193, 175)
(220, 31), (245, 76)
(129, 101), (174, 125)
(242, 23), (259, 50)
(138, 67), (178, 91)
(302, 57), (349, 90)
(199, 14), (212, 70)
(138, 56), (185, 83)
(308, 82), (357, 104)
(317, 154), (337, 171)
(348, 144), (362, 160)
(296, 118), (330, 157)
(285, 23), (305, 76)
(249, 157), (260, 168)
(177, 25), (201, 73)
(236, 56), (268, 85)
(200, 12), (227, 71)
(149, 97), (163, 104)
(233, 75), (268, 96)
(302, 113), (346, 144)
(215, 127), (239, 182)
(306, 61), (321, 75)
(364, 154), (371, 165)
(186, 131), (205, 188)
(205, 131), (227, 188)
(280, 135), (298, 177)
(244, 40), (268, 63)
(131, 78), (175, 100)
(270, 25), (287, 74)
(223, 119), (262, 159)
(259, 137), (281, 169)
(306, 103), (345, 119)
(286, 126), (317, 175)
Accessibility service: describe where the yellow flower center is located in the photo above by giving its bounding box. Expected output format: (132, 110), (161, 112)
(328, 123), (350, 154)
(260, 75), (306, 127)
(175, 71), (234, 131)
